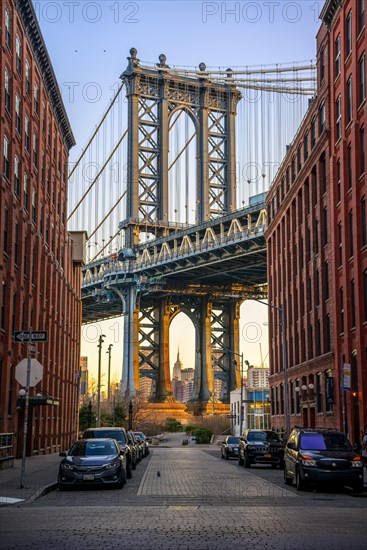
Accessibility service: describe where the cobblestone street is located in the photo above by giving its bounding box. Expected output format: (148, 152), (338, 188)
(1, 444), (366, 549)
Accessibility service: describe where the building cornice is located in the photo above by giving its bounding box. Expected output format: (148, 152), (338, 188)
(15, 0), (75, 151)
(320, 0), (343, 28)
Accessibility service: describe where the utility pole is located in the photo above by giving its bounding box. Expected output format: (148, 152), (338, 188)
(106, 344), (113, 412)
(96, 334), (106, 427)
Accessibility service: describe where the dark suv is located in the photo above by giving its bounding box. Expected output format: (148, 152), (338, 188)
(238, 429), (284, 468)
(82, 427), (134, 478)
(284, 427), (364, 492)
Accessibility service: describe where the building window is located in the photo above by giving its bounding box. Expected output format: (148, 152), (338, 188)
(336, 96), (341, 141)
(290, 381), (294, 415)
(335, 35), (341, 77)
(15, 93), (21, 134)
(4, 208), (9, 255)
(5, 69), (11, 113)
(347, 77), (353, 123)
(34, 83), (39, 115)
(24, 116), (30, 153)
(15, 35), (21, 74)
(322, 207), (328, 245)
(360, 126), (365, 175)
(32, 189), (37, 223)
(23, 173), (29, 210)
(303, 131), (309, 160)
(362, 197), (366, 247)
(324, 262), (329, 300)
(325, 315), (331, 353)
(340, 287), (344, 333)
(291, 156), (296, 182)
(359, 54), (365, 105)
(316, 319), (321, 356)
(325, 372), (334, 412)
(297, 144), (302, 172)
(1, 282), (6, 330)
(311, 117), (316, 148)
(316, 373), (323, 413)
(320, 153), (326, 194)
(5, 7), (11, 48)
(315, 219), (319, 254)
(358, 0), (365, 34)
(346, 11), (352, 57)
(347, 143), (352, 189)
(14, 222), (19, 265)
(318, 101), (325, 134)
(364, 271), (367, 322)
(338, 222), (342, 266)
(319, 47), (325, 83)
(351, 280), (356, 327)
(337, 158), (341, 202)
(295, 380), (300, 414)
(309, 324), (313, 358)
(349, 210), (354, 257)
(25, 60), (31, 96)
(316, 270), (320, 306)
(286, 167), (290, 191)
(33, 133), (38, 167)
(14, 156), (20, 196)
(3, 135), (10, 180)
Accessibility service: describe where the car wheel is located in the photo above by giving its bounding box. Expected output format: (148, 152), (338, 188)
(221, 451), (225, 459)
(284, 466), (293, 486)
(296, 468), (306, 491)
(271, 463), (278, 469)
(132, 459), (137, 470)
(225, 453), (229, 460)
(126, 460), (132, 479)
(353, 481), (364, 494)
(116, 471), (126, 489)
(244, 453), (251, 468)
(238, 453), (244, 466)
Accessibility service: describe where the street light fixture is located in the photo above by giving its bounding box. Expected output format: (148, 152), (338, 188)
(96, 334), (106, 427)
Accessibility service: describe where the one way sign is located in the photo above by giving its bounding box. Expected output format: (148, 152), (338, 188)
(14, 330), (48, 342)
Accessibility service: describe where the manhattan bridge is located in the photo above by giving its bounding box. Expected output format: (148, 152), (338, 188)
(68, 48), (316, 410)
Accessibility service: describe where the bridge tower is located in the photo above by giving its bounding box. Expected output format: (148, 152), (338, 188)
(119, 49), (242, 405)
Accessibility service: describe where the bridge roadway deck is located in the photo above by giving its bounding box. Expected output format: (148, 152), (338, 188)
(1, 435), (366, 549)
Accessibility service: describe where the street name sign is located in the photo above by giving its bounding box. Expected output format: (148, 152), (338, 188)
(14, 330), (48, 343)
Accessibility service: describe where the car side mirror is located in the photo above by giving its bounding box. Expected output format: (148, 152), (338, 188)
(287, 442), (296, 450)
(59, 451), (67, 457)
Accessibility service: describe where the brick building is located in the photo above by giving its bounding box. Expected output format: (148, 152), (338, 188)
(0, 0), (83, 457)
(266, 0), (366, 445)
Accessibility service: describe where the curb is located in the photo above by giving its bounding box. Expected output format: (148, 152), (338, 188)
(27, 481), (58, 504)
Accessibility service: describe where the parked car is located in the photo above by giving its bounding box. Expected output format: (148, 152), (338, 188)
(127, 430), (143, 462)
(58, 438), (126, 490)
(283, 427), (364, 492)
(238, 429), (284, 468)
(221, 436), (240, 459)
(82, 427), (135, 477)
(134, 431), (150, 457)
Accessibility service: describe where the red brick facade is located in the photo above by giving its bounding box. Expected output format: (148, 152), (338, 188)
(0, 0), (82, 456)
(266, 0), (367, 445)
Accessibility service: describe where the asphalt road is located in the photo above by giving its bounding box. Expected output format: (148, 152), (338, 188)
(1, 436), (366, 550)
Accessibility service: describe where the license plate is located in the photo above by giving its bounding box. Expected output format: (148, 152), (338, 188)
(264, 454), (271, 458)
(83, 474), (95, 480)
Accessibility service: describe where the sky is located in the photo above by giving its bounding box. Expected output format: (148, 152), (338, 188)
(33, 1), (322, 382)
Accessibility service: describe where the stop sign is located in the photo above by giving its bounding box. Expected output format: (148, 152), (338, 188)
(15, 359), (43, 387)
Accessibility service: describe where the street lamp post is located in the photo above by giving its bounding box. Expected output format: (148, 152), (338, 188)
(106, 344), (113, 412)
(96, 334), (106, 427)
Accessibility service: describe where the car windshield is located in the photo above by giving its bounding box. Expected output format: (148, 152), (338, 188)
(300, 432), (352, 451)
(69, 440), (117, 457)
(89, 430), (126, 445)
(247, 431), (279, 442)
(227, 437), (240, 444)
(134, 432), (145, 441)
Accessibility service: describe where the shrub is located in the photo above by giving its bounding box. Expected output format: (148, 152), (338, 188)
(191, 427), (212, 444)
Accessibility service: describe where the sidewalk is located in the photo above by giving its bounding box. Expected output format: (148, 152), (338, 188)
(0, 453), (60, 505)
